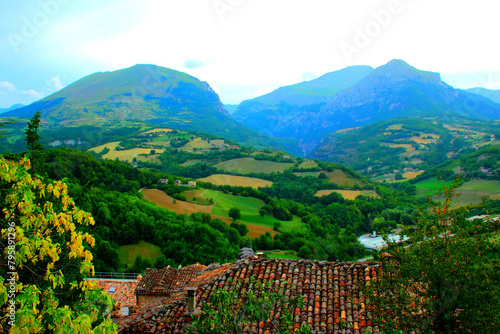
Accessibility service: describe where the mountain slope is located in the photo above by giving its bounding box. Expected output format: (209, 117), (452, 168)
(0, 103), (25, 114)
(232, 65), (374, 153)
(465, 87), (500, 104)
(234, 60), (500, 155)
(4, 64), (298, 154)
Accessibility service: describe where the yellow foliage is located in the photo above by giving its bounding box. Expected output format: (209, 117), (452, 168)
(0, 157), (116, 333)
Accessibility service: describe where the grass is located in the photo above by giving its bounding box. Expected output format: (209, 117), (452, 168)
(118, 240), (162, 268)
(315, 189), (379, 200)
(294, 171), (320, 177)
(198, 174), (273, 189)
(264, 250), (300, 260)
(142, 189), (213, 215)
(298, 160), (318, 168)
(324, 169), (361, 187)
(425, 180), (500, 208)
(415, 177), (455, 198)
(214, 158), (294, 174)
(199, 189), (303, 234)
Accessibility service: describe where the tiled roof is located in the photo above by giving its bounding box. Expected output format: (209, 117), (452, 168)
(136, 264), (206, 296)
(93, 280), (138, 307)
(120, 258), (380, 333)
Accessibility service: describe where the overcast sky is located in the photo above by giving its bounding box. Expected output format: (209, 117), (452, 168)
(1, 0), (499, 108)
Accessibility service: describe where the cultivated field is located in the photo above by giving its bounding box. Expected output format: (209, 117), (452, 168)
(198, 189), (302, 236)
(89, 141), (164, 162)
(118, 240), (162, 268)
(380, 142), (415, 152)
(315, 189), (379, 200)
(143, 189), (282, 238)
(294, 169), (362, 187)
(386, 124), (403, 130)
(142, 189), (212, 215)
(298, 160), (318, 168)
(415, 177), (456, 197)
(214, 158), (294, 174)
(403, 171), (425, 179)
(198, 174), (273, 189)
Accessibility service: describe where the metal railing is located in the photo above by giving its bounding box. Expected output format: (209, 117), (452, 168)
(88, 272), (141, 280)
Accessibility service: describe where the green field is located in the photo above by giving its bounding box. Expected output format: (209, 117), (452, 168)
(298, 160), (318, 169)
(420, 179), (500, 208)
(214, 158), (294, 174)
(118, 240), (162, 268)
(264, 250), (300, 260)
(415, 177), (455, 197)
(200, 189), (303, 232)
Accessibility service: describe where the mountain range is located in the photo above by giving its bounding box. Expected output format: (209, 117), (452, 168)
(3, 60), (500, 159)
(0, 103), (25, 114)
(233, 59), (500, 155)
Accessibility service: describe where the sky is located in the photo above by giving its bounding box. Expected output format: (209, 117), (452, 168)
(1, 0), (500, 108)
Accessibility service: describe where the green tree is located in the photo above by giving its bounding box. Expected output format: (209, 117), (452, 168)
(365, 179), (500, 333)
(228, 207), (241, 221)
(0, 157), (116, 333)
(24, 111), (43, 151)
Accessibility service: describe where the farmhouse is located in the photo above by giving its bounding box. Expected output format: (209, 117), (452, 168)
(119, 257), (380, 333)
(174, 180), (197, 187)
(157, 179), (169, 184)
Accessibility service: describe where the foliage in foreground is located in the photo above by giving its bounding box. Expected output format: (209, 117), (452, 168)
(365, 179), (500, 333)
(0, 157), (116, 333)
(189, 277), (312, 334)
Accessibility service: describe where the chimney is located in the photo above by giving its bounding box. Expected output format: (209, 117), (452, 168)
(186, 287), (197, 313)
(372, 231), (376, 238)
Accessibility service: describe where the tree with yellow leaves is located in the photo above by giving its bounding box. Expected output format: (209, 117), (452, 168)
(0, 157), (117, 333)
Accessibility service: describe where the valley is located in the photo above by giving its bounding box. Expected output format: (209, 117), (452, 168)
(1, 59), (499, 274)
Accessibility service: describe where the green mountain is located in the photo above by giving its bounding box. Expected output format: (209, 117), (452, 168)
(232, 65), (374, 154)
(4, 64), (299, 154)
(465, 87), (500, 104)
(311, 116), (500, 180)
(233, 60), (500, 155)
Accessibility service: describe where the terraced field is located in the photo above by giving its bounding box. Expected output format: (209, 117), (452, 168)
(214, 158), (294, 174)
(198, 174), (273, 189)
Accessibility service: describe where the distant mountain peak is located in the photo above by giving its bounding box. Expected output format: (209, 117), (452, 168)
(367, 59), (442, 84)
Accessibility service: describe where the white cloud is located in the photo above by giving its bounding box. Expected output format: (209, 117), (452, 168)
(0, 81), (16, 92)
(0, 81), (45, 107)
(46, 76), (63, 91)
(22, 89), (45, 100)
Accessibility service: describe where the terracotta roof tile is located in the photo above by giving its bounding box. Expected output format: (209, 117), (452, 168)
(93, 280), (138, 307)
(120, 258), (380, 333)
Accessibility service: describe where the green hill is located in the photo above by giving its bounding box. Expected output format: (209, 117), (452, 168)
(3, 64), (299, 155)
